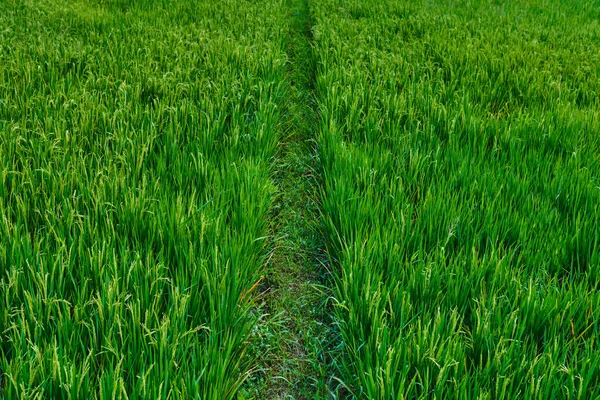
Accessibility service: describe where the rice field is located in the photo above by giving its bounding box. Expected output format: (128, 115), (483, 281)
(0, 0), (288, 397)
(1, 0), (599, 398)
(313, 0), (600, 397)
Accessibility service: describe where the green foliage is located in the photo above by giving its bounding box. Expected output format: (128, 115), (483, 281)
(0, 0), (288, 398)
(3, 0), (600, 397)
(313, 0), (600, 397)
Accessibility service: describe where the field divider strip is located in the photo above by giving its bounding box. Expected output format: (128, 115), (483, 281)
(247, 0), (336, 397)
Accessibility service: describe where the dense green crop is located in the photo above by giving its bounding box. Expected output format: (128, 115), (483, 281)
(3, 0), (600, 398)
(313, 0), (600, 397)
(0, 0), (289, 398)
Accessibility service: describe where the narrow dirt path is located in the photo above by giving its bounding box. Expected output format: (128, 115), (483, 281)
(248, 0), (334, 398)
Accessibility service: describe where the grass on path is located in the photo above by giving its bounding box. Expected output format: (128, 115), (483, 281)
(243, 0), (336, 398)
